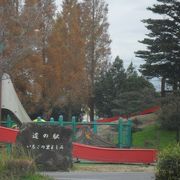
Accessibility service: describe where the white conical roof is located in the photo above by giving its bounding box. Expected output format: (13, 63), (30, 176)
(1, 73), (31, 123)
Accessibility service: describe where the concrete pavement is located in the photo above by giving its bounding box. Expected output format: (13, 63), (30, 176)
(43, 171), (155, 180)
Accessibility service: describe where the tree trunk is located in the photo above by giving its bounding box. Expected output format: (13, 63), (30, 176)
(67, 105), (72, 122)
(89, 96), (94, 122)
(161, 76), (166, 97)
(15, 0), (19, 15)
(176, 127), (180, 143)
(42, 33), (47, 64)
(89, 0), (95, 123)
(173, 80), (178, 93)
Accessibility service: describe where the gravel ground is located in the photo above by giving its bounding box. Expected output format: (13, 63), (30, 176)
(72, 162), (156, 173)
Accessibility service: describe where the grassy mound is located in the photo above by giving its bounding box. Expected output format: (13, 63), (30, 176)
(132, 125), (176, 150)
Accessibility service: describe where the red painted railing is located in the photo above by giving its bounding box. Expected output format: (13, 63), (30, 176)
(97, 106), (160, 123)
(139, 106), (160, 115)
(0, 126), (19, 143)
(73, 142), (157, 164)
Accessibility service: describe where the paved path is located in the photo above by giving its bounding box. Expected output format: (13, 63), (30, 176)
(43, 171), (155, 180)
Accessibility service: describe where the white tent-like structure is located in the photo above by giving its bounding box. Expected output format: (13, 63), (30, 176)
(1, 73), (31, 123)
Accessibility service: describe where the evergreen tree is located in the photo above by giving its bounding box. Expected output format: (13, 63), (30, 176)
(110, 56), (126, 92)
(95, 56), (126, 117)
(126, 62), (138, 78)
(112, 62), (156, 118)
(135, 0), (180, 96)
(112, 83), (157, 118)
(124, 62), (154, 92)
(95, 60), (157, 117)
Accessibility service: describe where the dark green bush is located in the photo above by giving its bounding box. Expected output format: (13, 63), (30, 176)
(156, 143), (180, 180)
(158, 92), (180, 142)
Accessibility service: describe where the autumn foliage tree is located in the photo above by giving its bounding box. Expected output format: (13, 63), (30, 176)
(81, 0), (111, 121)
(0, 0), (45, 74)
(48, 0), (88, 120)
(0, 0), (56, 118)
(0, 0), (53, 119)
(0, 0), (112, 120)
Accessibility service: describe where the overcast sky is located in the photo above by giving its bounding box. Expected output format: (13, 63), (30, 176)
(105, 0), (161, 89)
(105, 0), (157, 68)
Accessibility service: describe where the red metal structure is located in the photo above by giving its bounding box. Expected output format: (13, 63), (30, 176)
(0, 126), (19, 143)
(0, 125), (157, 164)
(73, 142), (157, 164)
(97, 106), (160, 123)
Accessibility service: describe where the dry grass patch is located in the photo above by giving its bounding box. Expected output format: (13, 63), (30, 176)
(73, 163), (155, 172)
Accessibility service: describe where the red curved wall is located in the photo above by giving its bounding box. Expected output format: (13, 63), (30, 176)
(0, 126), (157, 164)
(0, 126), (19, 143)
(73, 142), (157, 164)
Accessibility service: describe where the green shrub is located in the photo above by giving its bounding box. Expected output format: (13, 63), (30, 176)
(0, 145), (53, 180)
(158, 92), (180, 142)
(4, 159), (36, 176)
(156, 143), (180, 180)
(11, 144), (34, 160)
(0, 145), (36, 179)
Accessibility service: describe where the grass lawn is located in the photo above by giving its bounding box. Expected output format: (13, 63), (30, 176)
(19, 174), (53, 180)
(0, 171), (53, 180)
(132, 124), (177, 150)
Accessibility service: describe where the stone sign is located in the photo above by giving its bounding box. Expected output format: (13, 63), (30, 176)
(16, 123), (73, 171)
